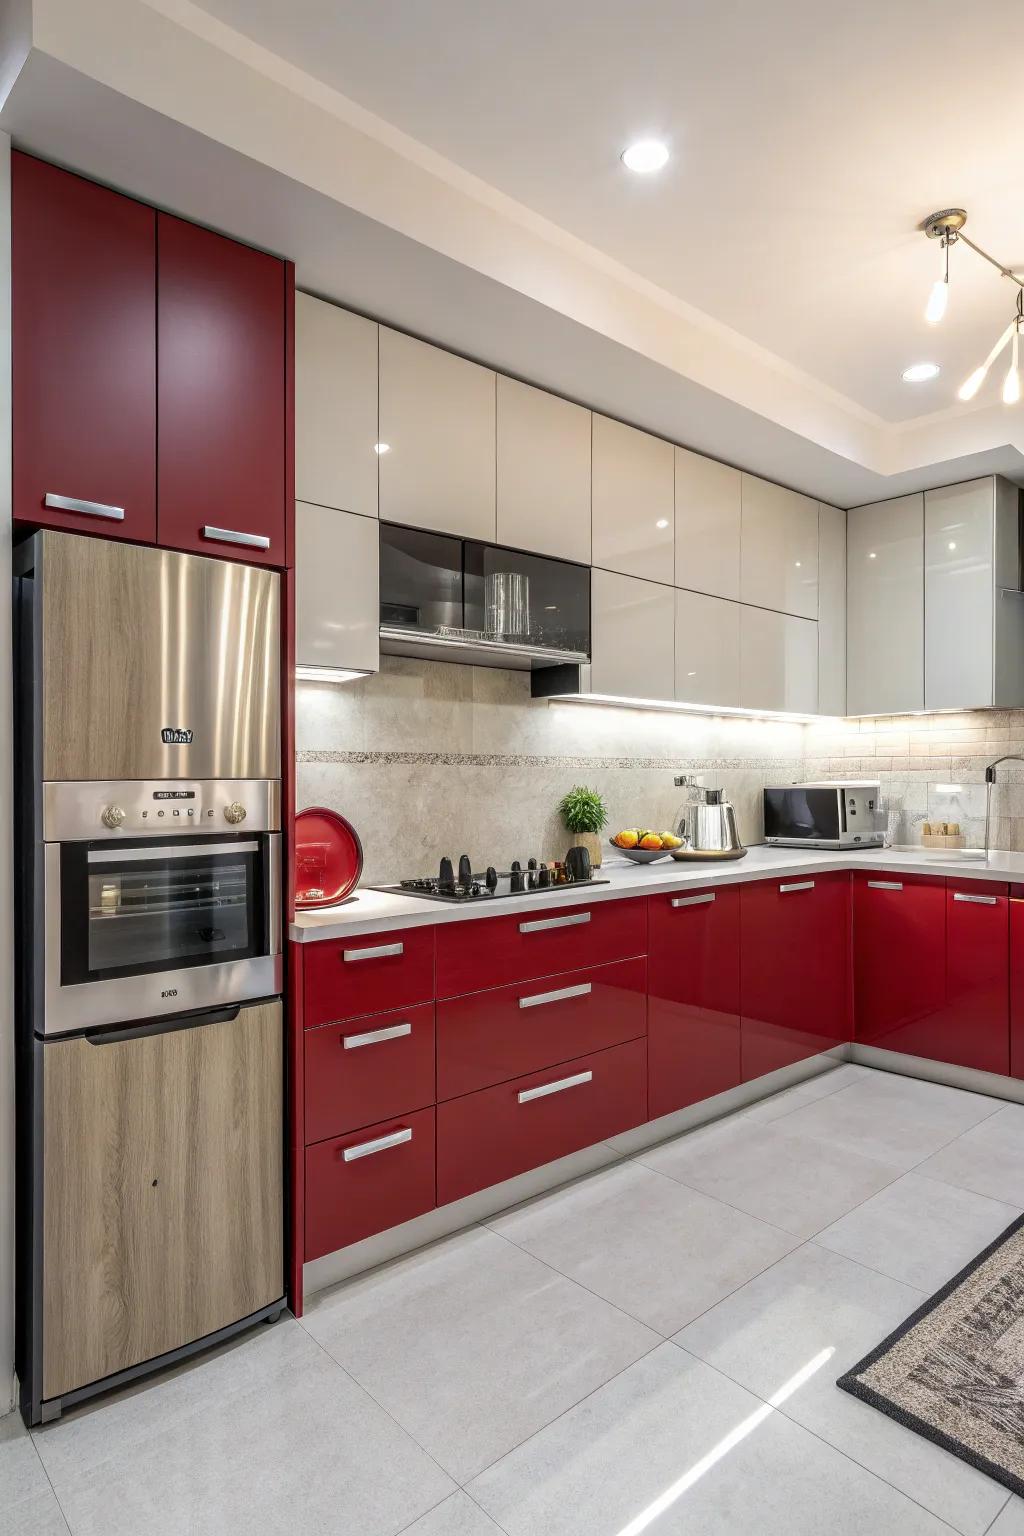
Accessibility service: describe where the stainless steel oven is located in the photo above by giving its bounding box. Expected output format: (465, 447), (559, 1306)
(41, 779), (281, 1035)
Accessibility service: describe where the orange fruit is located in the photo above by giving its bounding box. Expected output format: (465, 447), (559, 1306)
(639, 834), (663, 850)
(616, 830), (640, 848)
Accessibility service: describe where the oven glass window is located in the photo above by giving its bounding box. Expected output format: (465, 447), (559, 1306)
(60, 839), (266, 984)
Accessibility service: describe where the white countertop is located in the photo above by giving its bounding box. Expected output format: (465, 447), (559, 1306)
(289, 844), (1024, 942)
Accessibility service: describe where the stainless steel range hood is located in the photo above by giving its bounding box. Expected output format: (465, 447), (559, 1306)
(379, 623), (588, 672)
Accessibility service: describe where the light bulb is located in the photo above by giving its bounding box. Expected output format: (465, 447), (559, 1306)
(925, 278), (948, 325)
(957, 319), (1016, 402)
(1004, 327), (1020, 405)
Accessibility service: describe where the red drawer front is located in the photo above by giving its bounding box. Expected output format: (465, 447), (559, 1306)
(303, 926), (435, 1029)
(436, 957), (647, 1100)
(647, 886), (741, 1117)
(305, 1107), (436, 1260)
(436, 1038), (647, 1205)
(435, 898), (646, 998)
(305, 1002), (436, 1143)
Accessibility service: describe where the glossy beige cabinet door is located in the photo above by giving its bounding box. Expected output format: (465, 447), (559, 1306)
(378, 328), (496, 540)
(847, 493), (923, 715)
(925, 479), (995, 710)
(740, 606), (818, 713)
(295, 293), (378, 518)
(817, 502), (847, 715)
(496, 377), (591, 563)
(590, 568), (675, 701)
(675, 589), (741, 707)
(296, 502), (379, 677)
(591, 414), (674, 581)
(674, 448), (741, 599)
(741, 475), (819, 618)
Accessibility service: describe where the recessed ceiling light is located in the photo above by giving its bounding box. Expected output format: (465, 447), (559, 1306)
(621, 139), (669, 174)
(902, 362), (940, 383)
(374, 442), (390, 455)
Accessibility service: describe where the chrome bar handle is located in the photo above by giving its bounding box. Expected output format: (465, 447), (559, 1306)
(671, 893), (716, 908)
(867, 880), (903, 891)
(519, 982), (592, 1011)
(45, 492), (125, 521)
(201, 525), (272, 550)
(779, 881), (815, 893)
(519, 911), (591, 934)
(342, 1127), (412, 1161)
(343, 942), (404, 962)
(343, 1022), (413, 1049)
(518, 1070), (593, 1104)
(953, 892), (998, 905)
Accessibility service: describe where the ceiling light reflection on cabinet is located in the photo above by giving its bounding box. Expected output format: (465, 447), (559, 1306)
(374, 442), (390, 455)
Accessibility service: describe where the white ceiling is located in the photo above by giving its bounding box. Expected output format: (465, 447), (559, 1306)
(194, 0), (1024, 424)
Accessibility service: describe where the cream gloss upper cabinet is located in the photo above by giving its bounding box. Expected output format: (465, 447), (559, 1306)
(295, 502), (379, 677)
(925, 477), (1024, 710)
(675, 589), (741, 707)
(740, 474), (819, 619)
(295, 293), (379, 518)
(817, 502), (847, 716)
(674, 448), (741, 599)
(378, 327), (496, 540)
(496, 377), (591, 563)
(740, 607), (818, 713)
(846, 492), (924, 716)
(590, 569), (675, 701)
(591, 415), (674, 582)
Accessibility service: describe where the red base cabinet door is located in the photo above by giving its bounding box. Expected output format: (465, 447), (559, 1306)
(304, 1002), (436, 1143)
(157, 213), (286, 564)
(740, 873), (850, 1080)
(1011, 891), (1024, 1078)
(435, 898), (646, 998)
(647, 887), (740, 1117)
(436, 1038), (646, 1205)
(853, 873), (946, 1056)
(303, 925), (435, 1030)
(937, 881), (1009, 1076)
(13, 153), (156, 542)
(305, 1107), (436, 1260)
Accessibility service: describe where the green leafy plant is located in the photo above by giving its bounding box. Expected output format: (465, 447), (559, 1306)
(557, 785), (608, 835)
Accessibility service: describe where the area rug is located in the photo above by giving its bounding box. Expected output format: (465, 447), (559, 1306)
(837, 1213), (1024, 1496)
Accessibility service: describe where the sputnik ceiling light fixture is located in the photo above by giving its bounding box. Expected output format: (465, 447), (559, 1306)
(921, 208), (1024, 404)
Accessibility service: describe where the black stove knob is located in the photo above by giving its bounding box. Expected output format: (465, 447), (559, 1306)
(511, 859), (521, 873)
(537, 865), (550, 888)
(485, 865), (498, 890)
(527, 857), (538, 871)
(439, 856), (454, 888)
(510, 868), (525, 893)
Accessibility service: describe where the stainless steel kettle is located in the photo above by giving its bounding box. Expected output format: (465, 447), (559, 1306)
(674, 780), (745, 856)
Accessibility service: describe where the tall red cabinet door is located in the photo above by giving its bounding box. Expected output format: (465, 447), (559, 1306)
(740, 873), (850, 1080)
(648, 887), (740, 1117)
(157, 214), (286, 565)
(12, 153), (156, 541)
(853, 873), (946, 1056)
(1010, 893), (1024, 1079)
(939, 882), (1009, 1076)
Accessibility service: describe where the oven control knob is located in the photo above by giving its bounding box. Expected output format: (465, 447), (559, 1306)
(101, 804), (126, 829)
(224, 802), (247, 825)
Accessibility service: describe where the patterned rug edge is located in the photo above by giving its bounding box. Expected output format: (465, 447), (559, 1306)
(836, 1209), (1024, 1501)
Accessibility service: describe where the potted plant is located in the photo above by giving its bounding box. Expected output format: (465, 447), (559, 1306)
(557, 785), (608, 868)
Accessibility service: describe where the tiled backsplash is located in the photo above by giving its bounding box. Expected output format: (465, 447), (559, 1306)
(296, 658), (804, 884)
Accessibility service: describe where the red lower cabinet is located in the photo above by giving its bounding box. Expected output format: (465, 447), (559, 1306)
(937, 882), (1009, 1076)
(740, 873), (850, 1079)
(436, 1038), (647, 1205)
(305, 1003), (436, 1143)
(435, 898), (646, 998)
(305, 1107), (436, 1260)
(647, 887), (741, 1118)
(303, 925), (435, 1029)
(436, 957), (646, 1100)
(853, 873), (946, 1055)
(1010, 893), (1024, 1078)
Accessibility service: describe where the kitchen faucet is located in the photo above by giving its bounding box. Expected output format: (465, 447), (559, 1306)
(983, 755), (1024, 857)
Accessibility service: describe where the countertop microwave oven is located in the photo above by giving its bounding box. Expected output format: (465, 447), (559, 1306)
(763, 781), (884, 849)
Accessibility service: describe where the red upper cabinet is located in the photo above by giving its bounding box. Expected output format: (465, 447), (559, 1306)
(156, 213), (287, 565)
(740, 872), (850, 1079)
(853, 872), (946, 1056)
(939, 881), (1009, 1076)
(12, 153), (157, 542)
(647, 887), (741, 1118)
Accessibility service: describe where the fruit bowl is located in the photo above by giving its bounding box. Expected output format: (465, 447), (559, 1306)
(608, 829), (682, 864)
(611, 844), (670, 865)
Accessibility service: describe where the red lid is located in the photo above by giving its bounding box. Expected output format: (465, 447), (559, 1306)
(294, 807), (364, 909)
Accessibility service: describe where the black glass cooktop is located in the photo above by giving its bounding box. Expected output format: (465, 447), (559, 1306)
(372, 855), (609, 903)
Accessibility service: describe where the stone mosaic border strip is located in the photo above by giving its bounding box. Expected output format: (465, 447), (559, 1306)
(297, 750), (806, 771)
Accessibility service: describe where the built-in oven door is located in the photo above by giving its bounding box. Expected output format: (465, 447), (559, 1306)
(43, 833), (282, 1035)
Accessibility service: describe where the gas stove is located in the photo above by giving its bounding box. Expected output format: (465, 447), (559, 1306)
(372, 853), (609, 904)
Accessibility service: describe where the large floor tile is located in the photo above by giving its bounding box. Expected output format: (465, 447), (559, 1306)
(676, 1242), (1006, 1535)
(32, 1320), (454, 1536)
(989, 1499), (1024, 1535)
(489, 1161), (798, 1334)
(768, 1072), (1003, 1169)
(400, 1492), (505, 1535)
(815, 1171), (1021, 1292)
(0, 1413), (69, 1536)
(468, 1342), (951, 1536)
(636, 1115), (901, 1238)
(301, 1225), (659, 1482)
(915, 1103), (1024, 1206)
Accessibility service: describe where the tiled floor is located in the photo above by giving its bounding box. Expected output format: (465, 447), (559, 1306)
(5, 1063), (1024, 1536)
